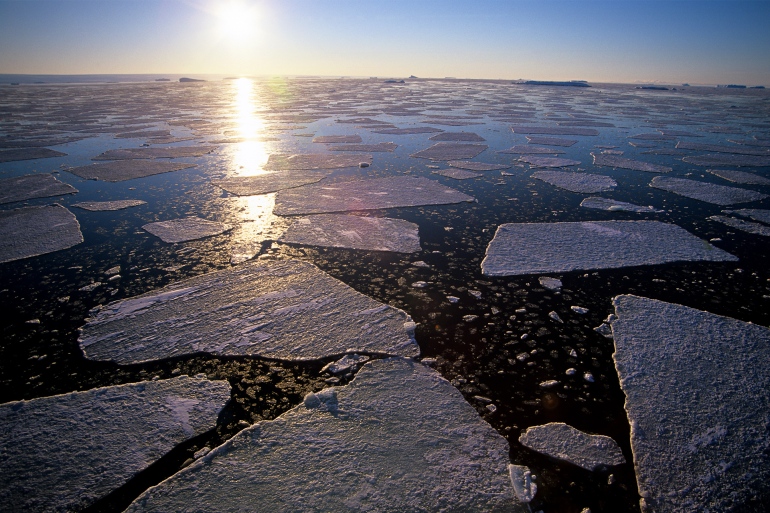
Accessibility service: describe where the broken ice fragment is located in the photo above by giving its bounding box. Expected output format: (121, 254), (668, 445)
(66, 161), (197, 182)
(429, 132), (486, 142)
(0, 205), (83, 264)
(518, 422), (625, 471)
(0, 173), (78, 205)
(79, 260), (419, 364)
(708, 215), (770, 236)
(0, 376), (230, 512)
(71, 200), (147, 211)
(580, 197), (662, 213)
(683, 153), (770, 167)
(432, 168), (482, 179)
(571, 306), (589, 314)
(312, 135), (362, 143)
(532, 171), (616, 193)
(482, 221), (736, 276)
(143, 217), (232, 243)
(279, 214), (421, 253)
(650, 176), (768, 205)
(538, 276), (562, 291)
(548, 311), (563, 323)
(0, 147), (67, 163)
(592, 153), (671, 173)
(92, 146), (217, 160)
(321, 353), (370, 375)
(125, 358), (525, 513)
(610, 295), (770, 512)
(213, 171), (330, 196)
(263, 153), (372, 170)
(706, 169), (770, 185)
(410, 143), (488, 161)
(508, 464), (537, 503)
(448, 161), (511, 171)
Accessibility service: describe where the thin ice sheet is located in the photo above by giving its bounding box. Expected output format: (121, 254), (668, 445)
(0, 205), (83, 264)
(92, 146), (218, 160)
(213, 171), (330, 196)
(532, 171), (616, 193)
(518, 422), (625, 471)
(72, 200), (147, 211)
(264, 153), (372, 170)
(142, 217), (232, 243)
(650, 176), (768, 205)
(66, 161), (197, 182)
(411, 143), (488, 161)
(592, 153), (671, 173)
(0, 173), (78, 205)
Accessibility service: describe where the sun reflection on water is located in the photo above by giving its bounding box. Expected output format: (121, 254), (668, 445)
(230, 77), (269, 176)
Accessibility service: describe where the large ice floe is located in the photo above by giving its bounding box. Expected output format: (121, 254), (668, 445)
(273, 176), (474, 216)
(580, 197), (663, 213)
(481, 220), (736, 276)
(263, 153), (373, 170)
(410, 143), (488, 161)
(0, 204), (83, 263)
(279, 214), (421, 253)
(532, 170), (616, 193)
(518, 422), (625, 471)
(79, 259), (419, 364)
(142, 217), (232, 243)
(0, 376), (231, 512)
(448, 161), (510, 171)
(0, 147), (67, 163)
(71, 199), (147, 211)
(498, 145), (565, 155)
(683, 153), (770, 167)
(520, 156), (581, 168)
(650, 176), (768, 205)
(675, 141), (770, 156)
(125, 358), (526, 513)
(432, 168), (482, 180)
(707, 168), (770, 185)
(592, 153), (672, 173)
(610, 295), (770, 513)
(511, 126), (599, 136)
(429, 132), (486, 142)
(92, 146), (218, 160)
(66, 161), (197, 181)
(525, 136), (578, 146)
(708, 215), (770, 236)
(0, 173), (78, 205)
(213, 171), (331, 196)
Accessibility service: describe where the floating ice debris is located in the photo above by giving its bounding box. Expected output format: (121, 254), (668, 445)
(511, 126), (599, 136)
(650, 176), (768, 205)
(142, 217), (232, 243)
(498, 145), (565, 155)
(481, 221), (736, 276)
(708, 215), (770, 236)
(66, 161), (197, 182)
(371, 127), (444, 134)
(411, 143), (488, 161)
(508, 465), (537, 503)
(571, 306), (589, 314)
(79, 282), (103, 292)
(532, 171), (615, 193)
(412, 281), (428, 288)
(213, 171), (330, 196)
(312, 135), (363, 143)
(429, 132), (486, 142)
(566, 368), (577, 376)
(274, 176), (474, 215)
(706, 169), (770, 185)
(72, 200), (147, 211)
(583, 372), (595, 382)
(0, 147), (67, 163)
(0, 205), (83, 264)
(263, 153), (373, 170)
(592, 153), (671, 173)
(321, 353), (370, 375)
(723, 208), (770, 224)
(469, 290), (482, 299)
(580, 197), (663, 213)
(540, 380), (560, 389)
(594, 323), (613, 338)
(328, 142), (398, 152)
(521, 156), (581, 168)
(79, 260), (419, 364)
(463, 314), (479, 322)
(0, 173), (78, 205)
(0, 376), (231, 512)
(518, 423), (625, 471)
(125, 358), (525, 513)
(432, 168), (482, 179)
(279, 214), (421, 253)
(448, 161), (511, 171)
(683, 153), (770, 167)
(411, 260), (430, 268)
(447, 295), (460, 303)
(538, 276), (562, 291)
(610, 295), (770, 512)
(676, 141), (770, 156)
(92, 146), (217, 160)
(525, 136), (578, 147)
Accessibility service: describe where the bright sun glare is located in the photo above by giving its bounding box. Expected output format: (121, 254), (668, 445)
(215, 0), (258, 43)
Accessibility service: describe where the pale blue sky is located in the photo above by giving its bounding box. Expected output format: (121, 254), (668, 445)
(0, 0), (768, 85)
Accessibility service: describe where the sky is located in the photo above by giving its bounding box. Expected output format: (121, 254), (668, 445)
(0, 0), (768, 85)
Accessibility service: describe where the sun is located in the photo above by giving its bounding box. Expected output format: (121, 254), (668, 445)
(215, 0), (259, 44)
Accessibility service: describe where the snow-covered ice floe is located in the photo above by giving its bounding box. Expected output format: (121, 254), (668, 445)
(143, 217), (232, 243)
(610, 295), (770, 513)
(92, 146), (218, 160)
(511, 126), (599, 136)
(432, 168), (482, 179)
(0, 147), (67, 163)
(683, 153), (770, 167)
(592, 153), (671, 173)
(79, 259), (419, 364)
(371, 127), (443, 135)
(0, 376), (231, 512)
(263, 153), (373, 170)
(481, 221), (736, 276)
(0, 173), (78, 205)
(66, 161), (197, 181)
(518, 422), (625, 471)
(723, 208), (770, 224)
(708, 215), (770, 236)
(650, 176), (768, 205)
(521, 156), (581, 168)
(410, 143), (488, 161)
(328, 142), (398, 152)
(72, 199), (147, 211)
(706, 169), (770, 185)
(213, 171), (330, 196)
(580, 197), (663, 213)
(0, 204), (83, 263)
(279, 214), (421, 253)
(273, 176), (474, 216)
(448, 161), (510, 171)
(532, 171), (616, 193)
(125, 358), (526, 513)
(498, 145), (565, 155)
(525, 136), (577, 147)
(429, 132), (486, 142)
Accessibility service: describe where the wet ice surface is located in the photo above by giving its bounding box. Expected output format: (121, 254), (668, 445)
(411, 142), (488, 161)
(0, 376), (231, 512)
(706, 168), (770, 185)
(126, 358), (526, 513)
(610, 295), (770, 513)
(592, 153), (671, 173)
(142, 217), (232, 243)
(0, 173), (78, 204)
(72, 199), (147, 211)
(212, 171), (330, 196)
(264, 153), (373, 170)
(482, 221), (736, 276)
(66, 161), (197, 181)
(580, 197), (663, 213)
(278, 214), (422, 253)
(0, 204), (83, 263)
(92, 146), (218, 160)
(708, 215), (770, 236)
(273, 176), (474, 215)
(0, 147), (67, 163)
(650, 176), (768, 205)
(521, 156), (581, 168)
(533, 171), (616, 193)
(432, 168), (482, 179)
(311, 135), (362, 143)
(79, 260), (419, 364)
(518, 422), (625, 471)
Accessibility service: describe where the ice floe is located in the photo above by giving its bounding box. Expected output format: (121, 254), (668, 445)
(312, 135), (363, 143)
(142, 217), (232, 243)
(92, 146), (218, 160)
(723, 208), (770, 224)
(448, 161), (511, 171)
(610, 295), (770, 513)
(498, 145), (565, 155)
(371, 127), (444, 135)
(0, 147), (67, 163)
(0, 376), (231, 512)
(273, 176), (474, 216)
(72, 199), (147, 211)
(532, 171), (616, 193)
(0, 205), (83, 264)
(650, 176), (768, 205)
(481, 221), (736, 276)
(66, 161), (197, 182)
(708, 215), (770, 236)
(706, 169), (770, 185)
(264, 153), (373, 170)
(432, 168), (482, 179)
(79, 260), (419, 364)
(580, 197), (663, 213)
(511, 126), (599, 136)
(525, 136), (577, 147)
(676, 141), (770, 156)
(429, 132), (486, 142)
(328, 142), (398, 152)
(521, 156), (581, 168)
(683, 154), (770, 167)
(125, 358), (525, 512)
(592, 153), (671, 173)
(279, 214), (421, 253)
(0, 173), (78, 205)
(411, 143), (488, 161)
(213, 171), (330, 196)
(518, 422), (625, 471)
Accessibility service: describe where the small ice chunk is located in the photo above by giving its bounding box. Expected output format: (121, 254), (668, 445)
(79, 282), (103, 292)
(0, 174), (78, 205)
(469, 290), (482, 299)
(321, 354), (370, 375)
(518, 422), (625, 470)
(448, 161), (511, 171)
(532, 171), (616, 193)
(538, 276), (562, 291)
(566, 368), (577, 376)
(412, 281), (428, 288)
(143, 217), (232, 243)
(525, 136), (578, 147)
(92, 146), (217, 160)
(594, 323), (613, 338)
(540, 380), (560, 389)
(521, 156), (581, 168)
(508, 464), (537, 503)
(584, 372), (595, 382)
(263, 153), (372, 170)
(213, 171), (331, 196)
(463, 315), (479, 322)
(650, 176), (768, 205)
(411, 260), (430, 268)
(411, 143), (488, 161)
(429, 132), (485, 142)
(66, 161), (197, 181)
(447, 296), (460, 303)
(0, 147), (67, 163)
(708, 215), (770, 236)
(592, 153), (671, 173)
(312, 135), (362, 143)
(0, 205), (83, 264)
(706, 169), (770, 185)
(580, 197), (662, 213)
(571, 305), (589, 314)
(432, 168), (482, 180)
(548, 311), (563, 323)
(72, 200), (147, 211)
